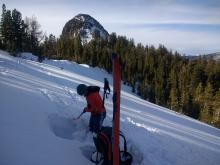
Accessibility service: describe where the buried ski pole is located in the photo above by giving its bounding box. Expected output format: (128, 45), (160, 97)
(73, 110), (85, 120)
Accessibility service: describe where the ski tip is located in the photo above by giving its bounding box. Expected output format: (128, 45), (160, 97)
(112, 53), (118, 59)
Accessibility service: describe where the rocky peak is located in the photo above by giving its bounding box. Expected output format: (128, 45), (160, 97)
(62, 14), (109, 42)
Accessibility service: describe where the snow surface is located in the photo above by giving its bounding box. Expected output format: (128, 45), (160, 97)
(0, 50), (220, 165)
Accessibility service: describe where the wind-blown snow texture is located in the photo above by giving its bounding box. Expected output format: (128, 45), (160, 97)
(0, 50), (220, 165)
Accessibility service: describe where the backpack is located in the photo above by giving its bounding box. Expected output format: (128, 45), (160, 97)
(87, 86), (100, 95)
(91, 126), (132, 165)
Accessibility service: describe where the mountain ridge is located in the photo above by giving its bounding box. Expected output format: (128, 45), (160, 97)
(183, 52), (220, 61)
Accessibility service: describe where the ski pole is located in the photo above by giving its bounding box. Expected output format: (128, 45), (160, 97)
(73, 111), (85, 120)
(102, 90), (106, 106)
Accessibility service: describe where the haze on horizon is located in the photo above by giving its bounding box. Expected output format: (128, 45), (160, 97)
(1, 0), (220, 55)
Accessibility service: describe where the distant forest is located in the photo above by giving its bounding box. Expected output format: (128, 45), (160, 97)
(1, 4), (220, 128)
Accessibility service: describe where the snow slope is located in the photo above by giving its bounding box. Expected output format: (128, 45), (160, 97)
(0, 50), (220, 165)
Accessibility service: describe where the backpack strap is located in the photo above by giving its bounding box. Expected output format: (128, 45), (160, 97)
(87, 86), (100, 95)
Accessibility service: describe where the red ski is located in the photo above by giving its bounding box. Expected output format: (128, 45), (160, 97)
(112, 53), (121, 165)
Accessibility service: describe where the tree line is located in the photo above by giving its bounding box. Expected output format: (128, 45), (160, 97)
(1, 4), (220, 128)
(0, 4), (44, 59)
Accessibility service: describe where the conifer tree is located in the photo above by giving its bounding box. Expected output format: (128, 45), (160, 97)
(212, 88), (220, 127)
(74, 35), (82, 62)
(3, 10), (13, 52)
(11, 9), (23, 53)
(0, 4), (7, 49)
(169, 69), (180, 111)
(200, 83), (214, 123)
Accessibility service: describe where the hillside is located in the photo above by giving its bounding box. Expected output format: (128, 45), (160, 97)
(0, 50), (220, 165)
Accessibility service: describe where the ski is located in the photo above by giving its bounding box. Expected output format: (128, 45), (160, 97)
(112, 53), (121, 165)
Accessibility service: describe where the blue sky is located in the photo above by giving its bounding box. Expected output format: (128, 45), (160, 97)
(1, 0), (220, 55)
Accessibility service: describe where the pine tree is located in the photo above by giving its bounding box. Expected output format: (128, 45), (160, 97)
(190, 61), (206, 91)
(74, 35), (82, 62)
(200, 83), (214, 123)
(194, 83), (203, 103)
(43, 34), (57, 59)
(179, 64), (190, 110)
(20, 20), (28, 51)
(3, 10), (13, 52)
(11, 9), (23, 54)
(212, 88), (220, 127)
(169, 69), (180, 111)
(0, 4), (7, 49)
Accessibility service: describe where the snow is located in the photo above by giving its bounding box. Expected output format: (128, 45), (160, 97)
(0, 50), (220, 165)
